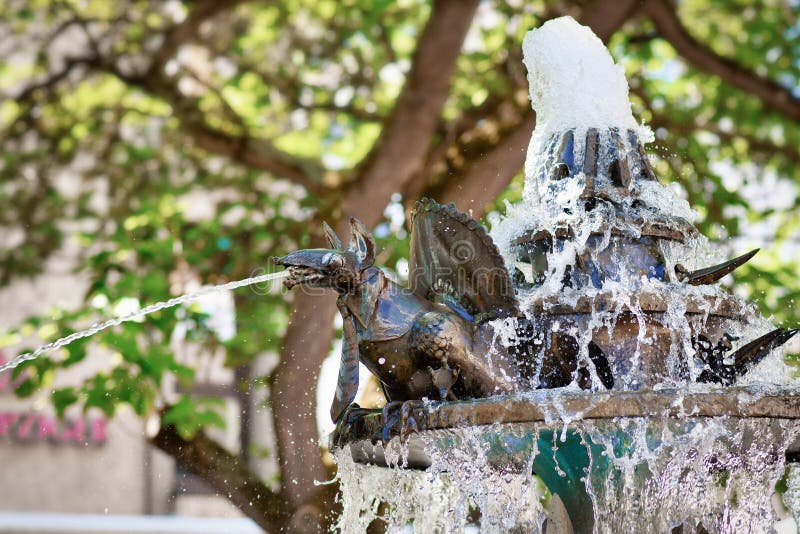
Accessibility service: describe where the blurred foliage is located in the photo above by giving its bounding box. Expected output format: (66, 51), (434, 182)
(0, 0), (798, 467)
(614, 1), (800, 330)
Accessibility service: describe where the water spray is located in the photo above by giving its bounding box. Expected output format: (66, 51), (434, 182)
(0, 270), (289, 375)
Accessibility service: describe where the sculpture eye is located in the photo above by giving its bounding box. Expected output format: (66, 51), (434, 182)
(325, 254), (344, 268)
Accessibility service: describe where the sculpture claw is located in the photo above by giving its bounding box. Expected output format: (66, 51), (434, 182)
(329, 403), (370, 450)
(381, 401), (403, 446)
(380, 400), (420, 446)
(399, 401), (420, 443)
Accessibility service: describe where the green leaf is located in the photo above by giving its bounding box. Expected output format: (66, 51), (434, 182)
(52, 387), (79, 418)
(84, 374), (115, 417)
(163, 396), (226, 440)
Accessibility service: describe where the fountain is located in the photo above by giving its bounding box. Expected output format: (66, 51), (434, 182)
(277, 16), (800, 533)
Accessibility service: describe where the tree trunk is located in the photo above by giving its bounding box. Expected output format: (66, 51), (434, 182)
(271, 287), (339, 529)
(269, 1), (481, 526)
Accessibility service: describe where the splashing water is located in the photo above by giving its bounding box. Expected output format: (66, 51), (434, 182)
(487, 15), (795, 391)
(336, 417), (800, 533)
(0, 270), (288, 374)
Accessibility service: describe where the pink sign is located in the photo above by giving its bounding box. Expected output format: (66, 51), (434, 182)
(0, 352), (108, 446)
(0, 412), (108, 445)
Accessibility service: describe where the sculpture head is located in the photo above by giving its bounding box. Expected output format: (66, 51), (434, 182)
(276, 218), (375, 293)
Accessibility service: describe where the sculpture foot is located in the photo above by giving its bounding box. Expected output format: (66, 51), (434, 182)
(330, 403), (371, 450)
(429, 364), (459, 400)
(380, 400), (420, 446)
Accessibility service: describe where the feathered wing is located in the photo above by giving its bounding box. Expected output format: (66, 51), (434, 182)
(409, 198), (519, 321)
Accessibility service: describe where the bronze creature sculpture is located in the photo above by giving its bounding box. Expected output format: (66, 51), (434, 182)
(277, 200), (525, 426)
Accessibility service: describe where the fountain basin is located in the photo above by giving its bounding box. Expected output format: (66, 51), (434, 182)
(333, 387), (800, 532)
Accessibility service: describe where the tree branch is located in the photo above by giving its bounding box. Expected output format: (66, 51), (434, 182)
(146, 0), (251, 79)
(150, 422), (289, 533)
(401, 89), (522, 205)
(180, 112), (326, 193)
(645, 0), (800, 123)
(103, 66), (326, 192)
(341, 0), (481, 220)
(132, 0), (327, 191)
(438, 114), (536, 216)
(114, 84), (323, 195)
(11, 2), (325, 194)
(11, 56), (97, 102)
(234, 58), (383, 122)
(577, 0), (641, 41)
(631, 86), (800, 168)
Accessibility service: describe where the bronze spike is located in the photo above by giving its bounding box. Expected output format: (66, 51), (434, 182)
(581, 128), (599, 201)
(607, 129), (632, 190)
(731, 327), (798, 367)
(675, 248), (759, 285)
(697, 328), (798, 385)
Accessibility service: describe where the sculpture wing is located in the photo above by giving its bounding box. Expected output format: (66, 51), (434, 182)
(409, 198), (519, 321)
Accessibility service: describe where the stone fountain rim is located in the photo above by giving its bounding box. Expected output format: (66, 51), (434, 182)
(332, 385), (800, 455)
(511, 219), (697, 245)
(524, 289), (746, 317)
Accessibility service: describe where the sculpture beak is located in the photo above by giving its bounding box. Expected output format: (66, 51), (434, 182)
(274, 249), (342, 289)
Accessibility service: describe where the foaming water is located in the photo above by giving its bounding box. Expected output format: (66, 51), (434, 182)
(0, 270), (288, 374)
(486, 13), (794, 391)
(336, 417), (800, 533)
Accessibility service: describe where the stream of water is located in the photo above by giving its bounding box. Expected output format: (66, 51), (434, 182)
(0, 270), (288, 375)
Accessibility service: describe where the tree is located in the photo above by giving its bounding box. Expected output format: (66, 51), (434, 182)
(1, 0), (798, 531)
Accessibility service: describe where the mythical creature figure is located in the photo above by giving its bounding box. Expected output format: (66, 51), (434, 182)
(278, 199), (536, 424)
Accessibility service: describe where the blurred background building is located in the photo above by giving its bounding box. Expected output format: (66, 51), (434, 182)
(0, 243), (271, 533)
